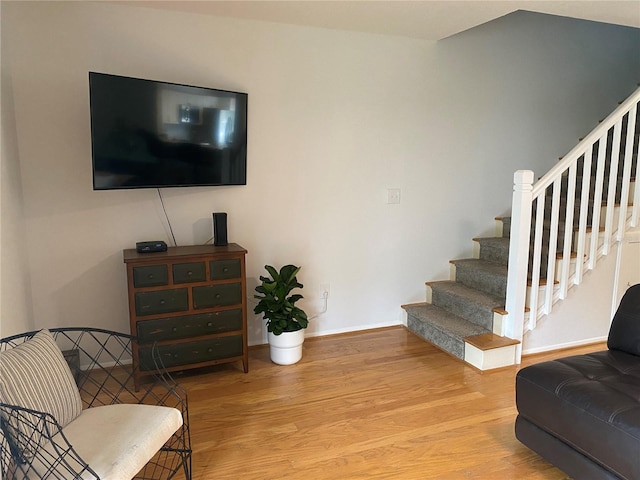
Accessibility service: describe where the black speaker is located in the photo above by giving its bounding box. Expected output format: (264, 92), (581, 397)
(213, 212), (228, 246)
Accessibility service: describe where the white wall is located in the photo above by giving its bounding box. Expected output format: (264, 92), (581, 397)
(2, 3), (639, 347)
(522, 244), (618, 354)
(523, 227), (640, 354)
(1, 4), (34, 337)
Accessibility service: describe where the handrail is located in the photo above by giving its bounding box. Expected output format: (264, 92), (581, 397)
(505, 86), (640, 362)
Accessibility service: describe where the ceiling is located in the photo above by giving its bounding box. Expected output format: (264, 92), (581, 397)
(119, 1), (640, 41)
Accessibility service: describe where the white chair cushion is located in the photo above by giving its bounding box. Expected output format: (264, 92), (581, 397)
(36, 404), (183, 479)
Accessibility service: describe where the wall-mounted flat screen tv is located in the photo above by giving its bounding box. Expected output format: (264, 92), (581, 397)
(89, 72), (247, 189)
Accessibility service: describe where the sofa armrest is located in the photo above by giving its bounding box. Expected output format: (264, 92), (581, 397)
(608, 284), (640, 356)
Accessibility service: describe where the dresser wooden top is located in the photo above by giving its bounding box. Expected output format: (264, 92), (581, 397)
(123, 243), (247, 263)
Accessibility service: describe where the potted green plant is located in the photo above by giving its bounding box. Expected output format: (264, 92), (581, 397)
(254, 264), (308, 364)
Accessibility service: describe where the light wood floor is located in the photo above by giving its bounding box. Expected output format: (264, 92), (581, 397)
(174, 326), (604, 480)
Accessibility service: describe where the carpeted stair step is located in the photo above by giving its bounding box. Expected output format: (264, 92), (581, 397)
(427, 281), (503, 331)
(450, 259), (508, 299)
(473, 237), (510, 266)
(403, 303), (490, 360)
(496, 216), (511, 238)
(480, 228), (586, 279)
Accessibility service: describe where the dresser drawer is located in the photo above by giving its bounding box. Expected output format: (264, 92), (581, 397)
(210, 259), (241, 280)
(133, 265), (168, 288)
(173, 262), (206, 284)
(135, 289), (188, 316)
(137, 309), (243, 342)
(193, 283), (242, 309)
(138, 335), (243, 371)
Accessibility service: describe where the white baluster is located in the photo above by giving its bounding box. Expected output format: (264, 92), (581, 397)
(529, 194), (546, 329)
(618, 105), (637, 236)
(575, 147), (592, 285)
(603, 120), (622, 254)
(544, 179), (561, 312)
(560, 163), (577, 299)
(589, 133), (607, 269)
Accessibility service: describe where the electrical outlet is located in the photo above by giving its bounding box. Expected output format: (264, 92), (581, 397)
(320, 283), (330, 298)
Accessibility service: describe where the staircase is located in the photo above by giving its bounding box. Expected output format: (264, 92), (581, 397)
(404, 86), (640, 370)
(402, 221), (520, 370)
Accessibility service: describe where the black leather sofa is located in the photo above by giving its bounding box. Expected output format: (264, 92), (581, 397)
(515, 284), (640, 480)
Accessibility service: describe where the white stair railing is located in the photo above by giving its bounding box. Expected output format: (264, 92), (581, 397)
(504, 87), (640, 362)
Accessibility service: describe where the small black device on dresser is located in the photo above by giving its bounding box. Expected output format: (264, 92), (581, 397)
(213, 212), (228, 246)
(136, 241), (168, 253)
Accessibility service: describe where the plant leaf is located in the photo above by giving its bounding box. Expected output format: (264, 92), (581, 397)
(264, 265), (279, 281)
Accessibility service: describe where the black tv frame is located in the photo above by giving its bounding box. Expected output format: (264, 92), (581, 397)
(89, 72), (248, 190)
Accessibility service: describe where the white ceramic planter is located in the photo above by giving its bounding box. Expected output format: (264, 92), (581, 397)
(268, 329), (305, 365)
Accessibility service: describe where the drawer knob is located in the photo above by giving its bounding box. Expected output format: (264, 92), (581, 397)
(172, 327), (178, 332)
(187, 271), (193, 276)
(207, 322), (213, 327)
(173, 354), (179, 359)
(148, 274), (154, 279)
(215, 294), (221, 299)
(159, 299), (166, 305)
(223, 267), (229, 273)
(208, 348), (213, 353)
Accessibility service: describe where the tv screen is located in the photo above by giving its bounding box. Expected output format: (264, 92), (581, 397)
(89, 72), (247, 190)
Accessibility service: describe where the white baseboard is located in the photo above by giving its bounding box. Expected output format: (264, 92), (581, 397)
(522, 335), (608, 355)
(248, 320), (404, 347)
(305, 320), (403, 339)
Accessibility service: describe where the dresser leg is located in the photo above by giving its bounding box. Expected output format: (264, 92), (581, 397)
(134, 371), (141, 392)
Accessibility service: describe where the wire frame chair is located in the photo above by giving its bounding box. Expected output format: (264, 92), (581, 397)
(0, 327), (192, 480)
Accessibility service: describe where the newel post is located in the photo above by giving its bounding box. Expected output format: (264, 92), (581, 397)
(505, 170), (534, 363)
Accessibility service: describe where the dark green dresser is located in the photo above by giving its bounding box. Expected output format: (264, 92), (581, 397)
(124, 244), (248, 385)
